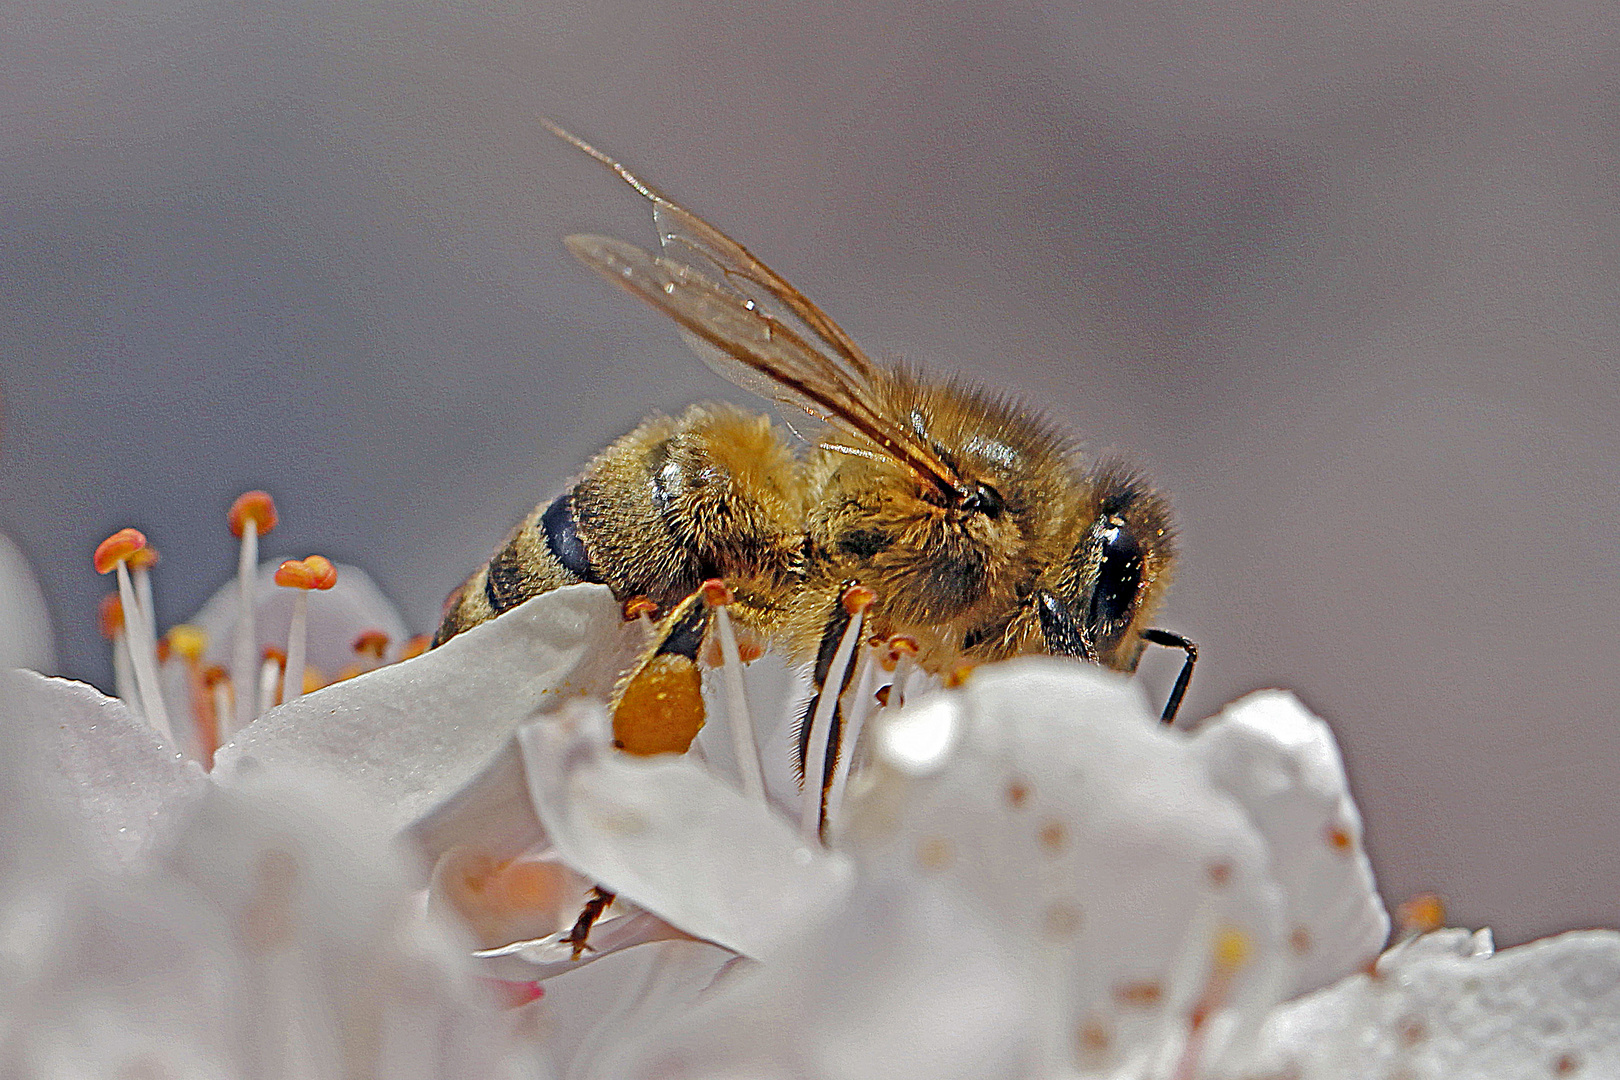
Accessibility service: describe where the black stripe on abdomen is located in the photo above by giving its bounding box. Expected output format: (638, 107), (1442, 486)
(541, 490), (601, 584)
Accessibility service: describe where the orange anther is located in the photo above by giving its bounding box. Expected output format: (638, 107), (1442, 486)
(841, 583), (876, 615)
(127, 546), (160, 570)
(398, 634), (430, 661)
(274, 555), (337, 591)
(94, 528), (147, 574)
(261, 645), (287, 666)
(944, 659), (977, 688)
(699, 578), (734, 606)
(622, 596), (658, 621)
(882, 634), (920, 669)
(155, 638), (172, 664)
(228, 490), (279, 538)
(352, 629), (390, 660)
(301, 667), (327, 694)
(1396, 893), (1447, 936)
(202, 665), (229, 688)
(98, 594), (125, 638)
(334, 663), (365, 683)
(165, 624), (207, 663)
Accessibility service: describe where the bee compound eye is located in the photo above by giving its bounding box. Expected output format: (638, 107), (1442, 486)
(1087, 523), (1143, 634)
(963, 481), (1005, 518)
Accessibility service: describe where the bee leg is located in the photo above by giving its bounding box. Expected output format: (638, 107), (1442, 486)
(1140, 628), (1197, 726)
(1034, 589), (1098, 662)
(560, 886), (616, 961)
(611, 591), (710, 756)
(796, 583), (874, 841)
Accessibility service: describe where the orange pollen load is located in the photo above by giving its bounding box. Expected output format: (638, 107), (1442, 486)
(352, 629), (390, 659)
(228, 490), (279, 538)
(841, 583), (877, 615)
(274, 555), (338, 591)
(94, 528), (148, 574)
(98, 594), (125, 638)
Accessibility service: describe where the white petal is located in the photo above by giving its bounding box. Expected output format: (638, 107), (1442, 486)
(0, 669), (204, 869)
(517, 701), (854, 960)
(0, 531), (55, 674)
(214, 584), (638, 832)
(1191, 689), (1390, 995)
(1253, 928), (1620, 1078)
(604, 659), (1293, 1079)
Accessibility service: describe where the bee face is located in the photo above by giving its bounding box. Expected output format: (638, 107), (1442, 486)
(436, 122), (1195, 735)
(804, 374), (1080, 636)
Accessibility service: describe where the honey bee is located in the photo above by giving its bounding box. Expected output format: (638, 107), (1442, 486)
(435, 122), (1197, 786)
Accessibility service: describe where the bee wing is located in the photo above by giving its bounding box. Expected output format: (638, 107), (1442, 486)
(543, 120), (889, 405)
(564, 233), (964, 498)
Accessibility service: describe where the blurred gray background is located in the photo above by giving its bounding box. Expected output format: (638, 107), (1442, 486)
(1, 0), (1615, 946)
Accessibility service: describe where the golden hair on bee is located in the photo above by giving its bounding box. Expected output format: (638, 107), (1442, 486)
(434, 122), (1197, 842)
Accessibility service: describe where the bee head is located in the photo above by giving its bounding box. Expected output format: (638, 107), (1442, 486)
(1036, 462), (1176, 671)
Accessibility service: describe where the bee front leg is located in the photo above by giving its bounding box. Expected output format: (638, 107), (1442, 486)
(796, 583), (875, 842)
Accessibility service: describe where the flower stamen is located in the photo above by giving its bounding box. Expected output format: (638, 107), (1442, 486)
(94, 528), (173, 744)
(228, 491), (278, 732)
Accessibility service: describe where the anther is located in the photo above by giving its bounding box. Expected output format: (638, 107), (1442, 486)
(275, 557), (335, 705)
(841, 583), (876, 615)
(228, 490), (279, 539)
(699, 578), (734, 607)
(352, 628), (389, 663)
(94, 528), (147, 575)
(398, 634), (430, 661)
(622, 596), (659, 620)
(1396, 893), (1446, 938)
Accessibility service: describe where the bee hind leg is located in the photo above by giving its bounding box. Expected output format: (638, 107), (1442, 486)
(561, 886), (616, 961)
(610, 590), (710, 756)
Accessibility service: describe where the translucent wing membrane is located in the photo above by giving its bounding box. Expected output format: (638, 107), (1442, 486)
(564, 234), (962, 498)
(543, 119), (884, 387)
(545, 119), (965, 499)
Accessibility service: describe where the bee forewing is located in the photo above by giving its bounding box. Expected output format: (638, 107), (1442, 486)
(563, 233), (963, 495)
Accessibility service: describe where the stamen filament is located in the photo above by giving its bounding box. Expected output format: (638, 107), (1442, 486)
(234, 520), (259, 729)
(257, 651), (283, 714)
(114, 560), (173, 745)
(282, 591), (309, 705)
(712, 601), (765, 801)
